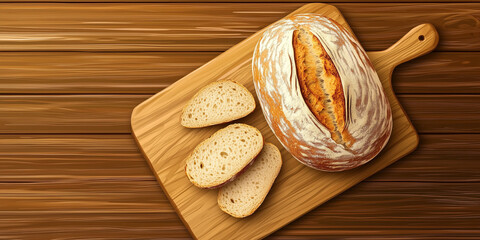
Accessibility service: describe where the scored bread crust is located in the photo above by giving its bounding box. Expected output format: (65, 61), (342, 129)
(252, 14), (393, 171)
(180, 80), (256, 128)
(293, 27), (353, 147)
(217, 143), (282, 218)
(185, 123), (264, 188)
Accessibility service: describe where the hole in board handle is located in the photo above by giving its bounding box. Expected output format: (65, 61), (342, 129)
(418, 35), (425, 41)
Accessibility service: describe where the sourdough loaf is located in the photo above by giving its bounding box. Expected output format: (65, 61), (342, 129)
(252, 14), (392, 171)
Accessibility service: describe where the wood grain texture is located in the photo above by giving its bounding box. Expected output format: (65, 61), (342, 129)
(401, 95), (480, 134)
(273, 182), (480, 238)
(0, 95), (478, 134)
(0, 213), (189, 239)
(129, 4), (441, 239)
(0, 95), (144, 133)
(0, 134), (478, 183)
(1, 52), (478, 94)
(337, 3), (480, 51)
(1, 182), (478, 238)
(0, 3), (478, 51)
(393, 52), (480, 94)
(372, 134), (480, 182)
(0, 52), (217, 94)
(0, 1), (478, 239)
(0, 135), (153, 181)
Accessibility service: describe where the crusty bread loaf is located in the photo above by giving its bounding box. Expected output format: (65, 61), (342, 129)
(218, 143), (282, 218)
(185, 124), (263, 188)
(252, 14), (392, 171)
(181, 80), (255, 128)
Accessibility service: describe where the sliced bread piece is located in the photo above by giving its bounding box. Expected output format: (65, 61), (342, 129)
(185, 124), (264, 188)
(218, 142), (282, 218)
(181, 80), (256, 128)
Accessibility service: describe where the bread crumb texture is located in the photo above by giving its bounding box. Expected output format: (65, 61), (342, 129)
(181, 80), (255, 128)
(185, 124), (263, 188)
(218, 143), (282, 218)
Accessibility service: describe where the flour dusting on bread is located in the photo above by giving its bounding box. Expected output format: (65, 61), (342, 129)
(252, 14), (392, 171)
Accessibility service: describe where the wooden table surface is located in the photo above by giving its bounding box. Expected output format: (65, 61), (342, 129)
(0, 1), (479, 239)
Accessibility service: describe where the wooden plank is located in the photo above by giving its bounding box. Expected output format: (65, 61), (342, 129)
(274, 182), (480, 237)
(0, 135), (153, 180)
(364, 134), (480, 182)
(0, 3), (301, 52)
(0, 213), (190, 239)
(0, 95), (144, 134)
(1, 52), (478, 94)
(0, 134), (478, 183)
(401, 95), (480, 134)
(0, 182), (478, 238)
(0, 95), (477, 134)
(0, 180), (166, 213)
(0, 3), (478, 51)
(337, 3), (480, 52)
(393, 52), (480, 94)
(0, 52), (217, 94)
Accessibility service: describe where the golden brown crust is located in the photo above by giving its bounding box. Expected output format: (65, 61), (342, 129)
(293, 27), (353, 147)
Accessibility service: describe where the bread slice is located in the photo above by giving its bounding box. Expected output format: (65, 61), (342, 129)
(181, 80), (256, 128)
(185, 124), (264, 188)
(218, 142), (282, 218)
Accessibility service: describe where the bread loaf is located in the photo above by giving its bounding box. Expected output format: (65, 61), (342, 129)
(252, 14), (392, 171)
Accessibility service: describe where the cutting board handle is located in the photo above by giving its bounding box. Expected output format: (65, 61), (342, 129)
(374, 23), (439, 70)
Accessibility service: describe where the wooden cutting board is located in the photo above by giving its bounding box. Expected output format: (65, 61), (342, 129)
(131, 3), (438, 239)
